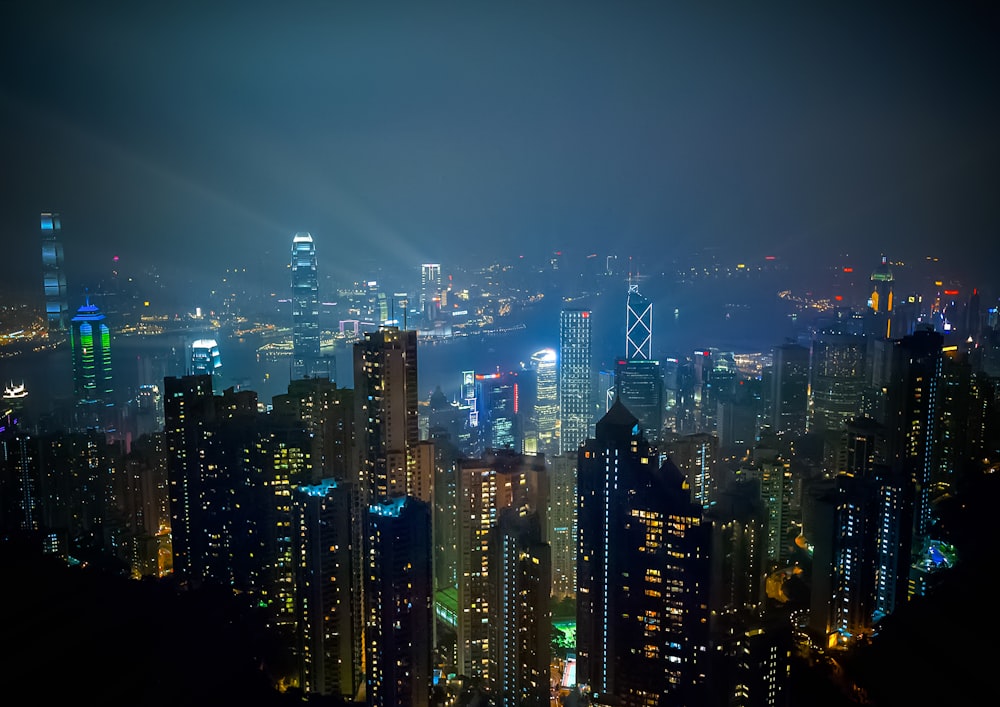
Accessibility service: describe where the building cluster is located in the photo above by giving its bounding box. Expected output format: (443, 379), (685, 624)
(2, 220), (1000, 706)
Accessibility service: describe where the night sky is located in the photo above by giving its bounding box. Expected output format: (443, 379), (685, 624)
(2, 1), (998, 300)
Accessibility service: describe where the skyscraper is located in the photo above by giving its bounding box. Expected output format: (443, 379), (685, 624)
(291, 232), (322, 380)
(420, 263), (442, 323)
(577, 400), (711, 705)
(365, 495), (433, 707)
(558, 308), (592, 454)
(189, 338), (222, 378)
(455, 449), (549, 695)
(625, 284), (652, 360)
(770, 342), (809, 437)
(530, 348), (558, 457)
(353, 326), (419, 503)
(40, 211), (68, 336)
(69, 299), (113, 405)
(292, 479), (363, 700)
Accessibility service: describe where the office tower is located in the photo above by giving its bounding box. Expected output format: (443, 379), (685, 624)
(291, 232), (322, 381)
(769, 342), (809, 437)
(455, 449), (549, 692)
(597, 368), (616, 414)
(292, 479), (363, 701)
(131, 384), (164, 438)
(353, 326), (419, 503)
(190, 338), (222, 378)
(614, 359), (664, 444)
(420, 263), (442, 323)
(577, 400), (711, 706)
(475, 369), (520, 453)
(495, 507), (552, 706)
(70, 299), (113, 405)
(365, 495), (433, 707)
(40, 211), (69, 335)
(530, 348), (558, 457)
(625, 284), (652, 360)
(867, 255), (895, 339)
(809, 329), (866, 434)
(558, 308), (592, 454)
(549, 451), (578, 599)
(272, 378), (355, 484)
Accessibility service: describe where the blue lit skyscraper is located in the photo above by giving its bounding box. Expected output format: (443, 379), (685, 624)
(40, 212), (69, 336)
(558, 308), (592, 455)
(291, 232), (322, 380)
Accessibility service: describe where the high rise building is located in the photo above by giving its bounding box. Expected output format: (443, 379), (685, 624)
(365, 495), (433, 707)
(40, 211), (69, 336)
(475, 369), (520, 453)
(577, 400), (711, 705)
(353, 326), (419, 503)
(292, 479), (363, 700)
(455, 449), (549, 691)
(291, 232), (323, 380)
(190, 338), (222, 378)
(530, 349), (558, 458)
(625, 284), (652, 360)
(665, 432), (719, 510)
(867, 255), (895, 339)
(770, 342), (809, 437)
(614, 358), (664, 444)
(420, 263), (442, 323)
(809, 329), (866, 434)
(272, 377), (355, 484)
(69, 299), (113, 405)
(558, 308), (592, 454)
(548, 451), (578, 599)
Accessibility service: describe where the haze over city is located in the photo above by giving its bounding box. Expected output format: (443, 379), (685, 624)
(3, 1), (998, 301)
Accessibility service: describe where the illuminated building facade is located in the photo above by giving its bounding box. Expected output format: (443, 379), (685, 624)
(577, 400), (710, 706)
(70, 299), (113, 405)
(867, 255), (895, 340)
(625, 284), (652, 360)
(291, 232), (322, 380)
(495, 507), (551, 706)
(353, 326), (419, 503)
(40, 211), (69, 335)
(475, 369), (520, 454)
(365, 495), (433, 707)
(455, 449), (549, 691)
(665, 432), (719, 510)
(293, 479), (363, 700)
(420, 263), (442, 323)
(559, 308), (592, 454)
(530, 348), (558, 457)
(548, 451), (578, 599)
(190, 338), (222, 379)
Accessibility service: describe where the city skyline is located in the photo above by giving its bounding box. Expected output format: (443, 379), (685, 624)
(2, 2), (998, 301)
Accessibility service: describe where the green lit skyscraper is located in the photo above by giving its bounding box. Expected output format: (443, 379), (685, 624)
(70, 299), (113, 404)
